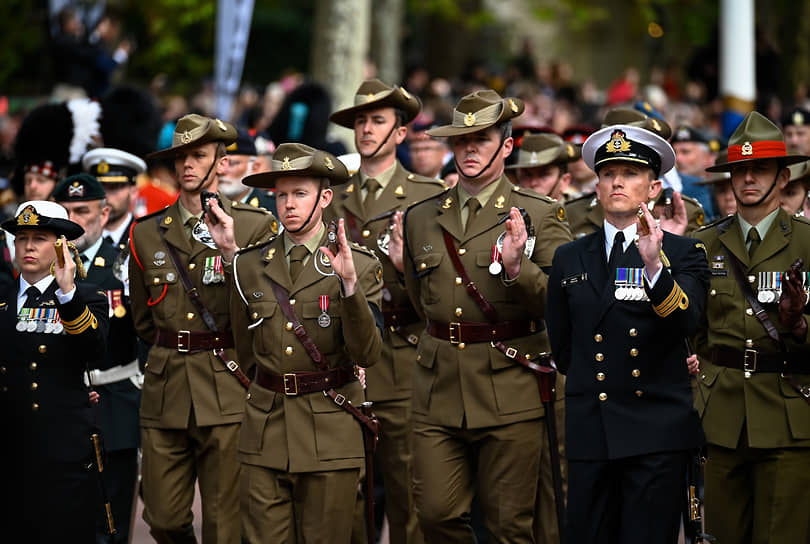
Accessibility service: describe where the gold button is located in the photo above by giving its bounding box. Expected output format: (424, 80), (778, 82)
(598, 392), (607, 401)
(144, 362), (149, 368)
(748, 275), (756, 284)
(416, 355), (422, 361)
(31, 382), (38, 391)
(746, 308), (753, 316)
(38, 345), (47, 354)
(290, 299), (296, 305)
(285, 346), (294, 356)
(420, 263), (427, 270)
(362, 230), (371, 238)
(285, 322), (293, 331)
(458, 248), (466, 255)
(246, 392), (251, 400)
(635, 390), (644, 397)
(29, 362), (37, 371)
(629, 328), (638, 337)
(189, 263), (196, 271)
(632, 369), (640, 377)
(596, 372), (605, 381)
(745, 339), (753, 348)
(710, 289), (717, 296)
(594, 334), (603, 342)
(186, 312), (195, 320)
(153, 277), (160, 285)
(252, 312), (259, 320)
(0, 366), (5, 373)
(595, 353), (604, 362)
(455, 307), (463, 317)
(458, 342), (466, 350)
(455, 277), (462, 285)
(630, 348), (639, 357)
(32, 403), (39, 411)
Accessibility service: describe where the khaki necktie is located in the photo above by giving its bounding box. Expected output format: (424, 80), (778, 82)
(289, 245), (309, 282)
(747, 228), (761, 258)
(465, 197), (481, 232)
(364, 178), (380, 211)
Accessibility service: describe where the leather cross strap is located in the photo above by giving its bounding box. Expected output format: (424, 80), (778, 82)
(157, 218), (251, 389)
(441, 230), (498, 321)
(726, 249), (782, 347)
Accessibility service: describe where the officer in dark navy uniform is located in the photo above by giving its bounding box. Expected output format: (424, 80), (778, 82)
(53, 173), (142, 544)
(0, 200), (109, 542)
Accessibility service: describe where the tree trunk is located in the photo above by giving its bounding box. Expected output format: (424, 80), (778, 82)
(311, 0), (371, 145)
(370, 0), (404, 85)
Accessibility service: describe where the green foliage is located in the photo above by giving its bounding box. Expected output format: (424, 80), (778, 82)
(0, 0), (50, 94)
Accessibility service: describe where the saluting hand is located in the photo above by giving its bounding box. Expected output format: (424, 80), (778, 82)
(389, 211), (405, 273)
(637, 204), (663, 278)
(53, 235), (76, 294)
(320, 219), (358, 296)
(204, 197), (238, 263)
(502, 207), (527, 279)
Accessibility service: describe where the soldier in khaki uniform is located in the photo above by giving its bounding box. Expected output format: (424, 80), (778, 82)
(393, 90), (572, 542)
(129, 114), (277, 543)
(207, 142), (383, 543)
(693, 111), (810, 543)
(327, 78), (445, 544)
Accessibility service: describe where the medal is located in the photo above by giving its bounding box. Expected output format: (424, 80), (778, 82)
(16, 319), (26, 332)
(17, 308), (31, 332)
(53, 321), (63, 334)
(109, 290), (127, 318)
(26, 320), (37, 332)
(489, 244), (502, 275)
(318, 295), (331, 328)
(202, 256), (225, 285)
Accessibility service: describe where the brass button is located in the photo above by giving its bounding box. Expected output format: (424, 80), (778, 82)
(32, 403), (39, 411)
(596, 372), (605, 381)
(186, 312), (195, 320)
(594, 334), (603, 343)
(416, 355), (422, 361)
(458, 248), (467, 255)
(598, 392), (607, 401)
(455, 307), (463, 317)
(38, 345), (47, 354)
(144, 362), (149, 369)
(246, 392), (251, 400)
(29, 362), (37, 371)
(630, 348), (639, 357)
(632, 369), (640, 377)
(455, 277), (462, 285)
(290, 299), (296, 306)
(189, 263), (196, 271)
(635, 390), (644, 397)
(285, 322), (293, 331)
(362, 229), (371, 238)
(710, 289), (717, 296)
(595, 353), (604, 362)
(0, 366), (5, 373)
(745, 339), (753, 348)
(458, 342), (466, 350)
(30, 382), (38, 391)
(746, 308), (753, 316)
(629, 328), (638, 337)
(748, 275), (756, 284)
(420, 263), (427, 270)
(285, 346), (294, 356)
(153, 277), (160, 285)
(252, 312), (259, 320)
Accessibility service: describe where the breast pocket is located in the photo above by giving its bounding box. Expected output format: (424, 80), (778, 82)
(145, 267), (179, 317)
(706, 277), (735, 332)
(412, 252), (443, 305)
(302, 300), (342, 354)
(247, 301), (278, 355)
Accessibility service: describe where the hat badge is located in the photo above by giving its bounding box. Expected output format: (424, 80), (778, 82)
(215, 119), (227, 131)
(606, 130), (631, 153)
(366, 93), (375, 103)
(794, 111), (805, 126)
(567, 144), (575, 157)
(97, 161), (110, 174)
(464, 112), (476, 127)
(180, 130), (193, 144)
(508, 99), (519, 113)
(530, 151), (539, 164)
(677, 128), (689, 140)
(281, 157), (292, 170)
(324, 156), (334, 170)
(17, 205), (39, 226)
(68, 181), (85, 197)
(651, 119), (662, 133)
(741, 141), (753, 156)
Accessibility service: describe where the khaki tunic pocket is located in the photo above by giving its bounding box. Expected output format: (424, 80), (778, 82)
(145, 267), (179, 318)
(240, 384), (277, 454)
(780, 376), (810, 439)
(141, 347), (170, 419)
(310, 389), (364, 461)
(412, 335), (439, 415)
(413, 252), (443, 305)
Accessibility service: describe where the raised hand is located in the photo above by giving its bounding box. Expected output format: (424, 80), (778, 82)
(389, 211), (405, 273)
(203, 196), (238, 262)
(658, 191), (688, 236)
(501, 207), (528, 279)
(637, 204), (663, 278)
(53, 235), (76, 294)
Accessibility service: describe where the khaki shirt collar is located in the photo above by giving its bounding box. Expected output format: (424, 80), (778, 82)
(737, 207), (780, 246)
(359, 160), (397, 193)
(283, 222), (326, 262)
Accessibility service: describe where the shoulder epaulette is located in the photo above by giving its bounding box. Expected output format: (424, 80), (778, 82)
(564, 191), (597, 206)
(406, 187), (451, 213)
(405, 172), (444, 185)
(791, 213), (810, 226)
(696, 214), (733, 232)
(680, 194), (703, 208)
(511, 185), (556, 204)
(133, 206), (169, 224)
(236, 238), (275, 256)
(231, 200), (273, 215)
(349, 241), (377, 258)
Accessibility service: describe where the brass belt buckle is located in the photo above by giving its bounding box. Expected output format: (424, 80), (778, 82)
(283, 373), (299, 395)
(448, 322), (461, 344)
(743, 349), (757, 378)
(177, 330), (191, 353)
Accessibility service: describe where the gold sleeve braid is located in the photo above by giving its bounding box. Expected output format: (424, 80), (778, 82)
(651, 281), (689, 317)
(62, 306), (98, 334)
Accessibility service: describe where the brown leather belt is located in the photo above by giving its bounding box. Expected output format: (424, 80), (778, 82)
(711, 346), (810, 374)
(254, 367), (356, 396)
(427, 319), (540, 344)
(383, 306), (421, 328)
(154, 329), (234, 353)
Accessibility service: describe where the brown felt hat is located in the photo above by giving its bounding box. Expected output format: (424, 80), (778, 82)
(506, 133), (580, 170)
(147, 114), (237, 160)
(707, 111), (809, 172)
(329, 79), (421, 129)
(242, 143), (349, 189)
(427, 90), (524, 137)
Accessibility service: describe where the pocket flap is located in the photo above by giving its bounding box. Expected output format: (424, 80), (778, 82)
(145, 347), (170, 375)
(416, 335), (439, 369)
(413, 252), (443, 275)
(147, 268), (179, 286)
(248, 382), (277, 412)
(247, 300), (278, 319)
(476, 251), (491, 267)
(699, 362), (722, 387)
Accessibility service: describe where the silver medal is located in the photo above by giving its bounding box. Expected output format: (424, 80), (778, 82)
(26, 320), (38, 332)
(489, 261), (502, 275)
(615, 287), (626, 300)
(53, 322), (64, 334)
(16, 320), (27, 332)
(44, 321), (54, 334)
(318, 312), (331, 328)
(757, 290), (769, 304)
(202, 269), (214, 285)
(36, 320), (46, 333)
(524, 235), (536, 258)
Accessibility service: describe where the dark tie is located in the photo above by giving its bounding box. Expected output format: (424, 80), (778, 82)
(364, 178), (380, 210)
(747, 228), (761, 258)
(289, 245), (309, 282)
(23, 286), (41, 308)
(81, 254), (90, 264)
(103, 234), (115, 245)
(465, 198), (481, 232)
(607, 230), (625, 272)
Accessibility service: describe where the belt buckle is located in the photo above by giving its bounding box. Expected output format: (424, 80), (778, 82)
(743, 349), (757, 378)
(283, 373), (298, 395)
(177, 330), (191, 353)
(449, 322), (461, 344)
(226, 360), (238, 372)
